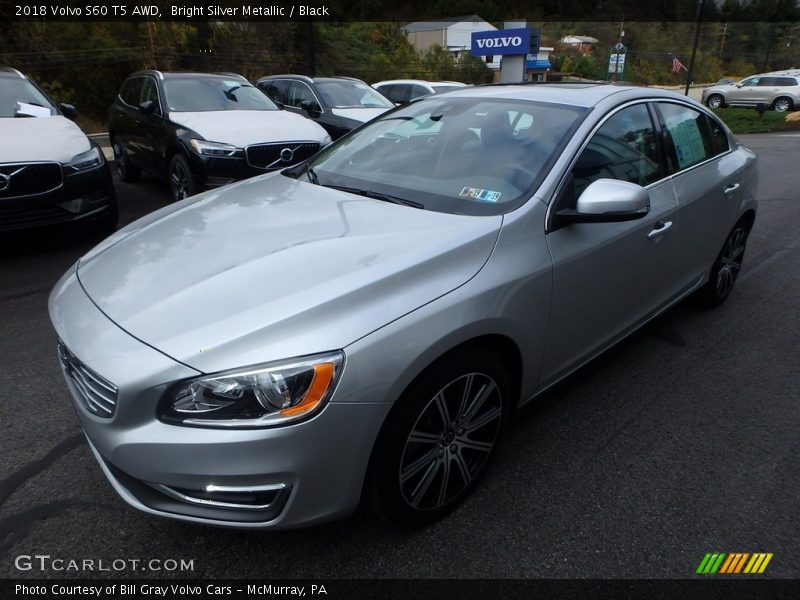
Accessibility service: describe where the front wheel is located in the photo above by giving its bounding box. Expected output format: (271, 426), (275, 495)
(706, 94), (725, 109)
(366, 348), (511, 527)
(168, 154), (198, 202)
(693, 220), (750, 308)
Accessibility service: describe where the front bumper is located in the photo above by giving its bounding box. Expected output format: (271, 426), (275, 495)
(186, 153), (266, 190)
(0, 162), (116, 232)
(49, 266), (391, 529)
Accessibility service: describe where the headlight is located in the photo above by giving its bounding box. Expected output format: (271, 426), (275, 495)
(160, 352), (344, 428)
(67, 146), (104, 171)
(189, 139), (240, 157)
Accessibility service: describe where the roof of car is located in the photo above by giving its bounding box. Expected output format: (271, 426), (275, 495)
(0, 67), (26, 79)
(128, 70), (248, 81)
(435, 82), (648, 108)
(257, 74), (368, 85)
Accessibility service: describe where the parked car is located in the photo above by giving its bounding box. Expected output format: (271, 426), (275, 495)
(373, 79), (467, 104)
(256, 75), (394, 140)
(702, 70), (800, 111)
(0, 67), (116, 233)
(109, 71), (331, 201)
(51, 83), (757, 529)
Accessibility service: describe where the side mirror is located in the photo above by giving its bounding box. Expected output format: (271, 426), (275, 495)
(139, 100), (156, 116)
(300, 100), (322, 118)
(556, 179), (650, 225)
(60, 103), (78, 120)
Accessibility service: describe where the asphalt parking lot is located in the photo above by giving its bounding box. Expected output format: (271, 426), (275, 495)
(1, 134), (798, 579)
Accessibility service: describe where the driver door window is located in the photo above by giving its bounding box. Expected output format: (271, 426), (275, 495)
(140, 78), (161, 116)
(571, 103), (661, 201)
(287, 81), (317, 110)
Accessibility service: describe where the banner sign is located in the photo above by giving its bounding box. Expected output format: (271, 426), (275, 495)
(471, 28), (531, 56)
(608, 53), (626, 74)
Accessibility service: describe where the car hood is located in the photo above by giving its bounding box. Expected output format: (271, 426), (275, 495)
(330, 107), (389, 123)
(168, 110), (329, 147)
(0, 115), (90, 163)
(76, 174), (502, 373)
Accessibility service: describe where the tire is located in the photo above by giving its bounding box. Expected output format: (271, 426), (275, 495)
(366, 348), (511, 527)
(168, 154), (198, 202)
(693, 219), (750, 308)
(111, 136), (140, 182)
(706, 94), (725, 109)
(772, 96), (793, 112)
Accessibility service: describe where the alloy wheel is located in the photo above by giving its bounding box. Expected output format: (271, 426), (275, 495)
(707, 95), (723, 109)
(774, 98), (792, 112)
(716, 226), (746, 298)
(398, 372), (502, 511)
(170, 160), (189, 201)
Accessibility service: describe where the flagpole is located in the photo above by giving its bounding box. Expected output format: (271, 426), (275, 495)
(684, 0), (706, 96)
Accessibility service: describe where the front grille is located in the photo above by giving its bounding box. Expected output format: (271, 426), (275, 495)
(245, 142), (321, 170)
(0, 162), (63, 199)
(58, 342), (118, 418)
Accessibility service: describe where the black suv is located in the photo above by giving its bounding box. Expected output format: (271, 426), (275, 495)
(109, 71), (331, 201)
(256, 75), (394, 140)
(0, 67), (116, 233)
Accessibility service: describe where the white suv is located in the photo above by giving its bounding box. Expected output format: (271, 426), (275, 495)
(373, 79), (467, 104)
(702, 70), (800, 112)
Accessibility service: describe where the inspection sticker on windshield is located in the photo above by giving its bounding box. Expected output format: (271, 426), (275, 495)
(460, 187), (502, 203)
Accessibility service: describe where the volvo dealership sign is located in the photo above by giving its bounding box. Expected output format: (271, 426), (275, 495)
(471, 27), (531, 56)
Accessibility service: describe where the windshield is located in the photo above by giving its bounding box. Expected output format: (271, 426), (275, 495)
(315, 80), (394, 109)
(0, 78), (57, 118)
(294, 97), (586, 215)
(164, 78), (278, 112)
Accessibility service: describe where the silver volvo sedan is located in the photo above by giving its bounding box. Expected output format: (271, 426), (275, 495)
(49, 84), (757, 529)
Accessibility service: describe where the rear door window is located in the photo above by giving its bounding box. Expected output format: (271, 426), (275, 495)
(656, 103), (713, 172)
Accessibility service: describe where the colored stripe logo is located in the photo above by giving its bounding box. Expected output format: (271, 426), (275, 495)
(696, 552), (773, 574)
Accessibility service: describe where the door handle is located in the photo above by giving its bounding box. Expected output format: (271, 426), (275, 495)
(724, 183), (741, 195)
(648, 220), (673, 240)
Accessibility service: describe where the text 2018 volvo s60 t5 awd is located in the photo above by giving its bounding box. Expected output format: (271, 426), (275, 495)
(50, 84), (757, 528)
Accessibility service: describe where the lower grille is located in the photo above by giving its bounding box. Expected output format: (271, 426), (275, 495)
(0, 162), (63, 199)
(0, 205), (71, 231)
(246, 142), (321, 170)
(58, 342), (118, 418)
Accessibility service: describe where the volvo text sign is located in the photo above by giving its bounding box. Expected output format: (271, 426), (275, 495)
(471, 28), (531, 56)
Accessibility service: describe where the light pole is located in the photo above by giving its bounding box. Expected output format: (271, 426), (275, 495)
(684, 0), (706, 96)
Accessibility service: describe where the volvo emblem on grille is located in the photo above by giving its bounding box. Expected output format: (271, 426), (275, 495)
(0, 166), (26, 192)
(279, 147), (295, 163)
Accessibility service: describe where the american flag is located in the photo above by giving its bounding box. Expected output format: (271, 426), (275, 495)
(671, 56), (687, 73)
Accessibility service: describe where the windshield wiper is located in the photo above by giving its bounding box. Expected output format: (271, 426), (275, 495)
(323, 184), (423, 209)
(223, 86), (241, 102)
